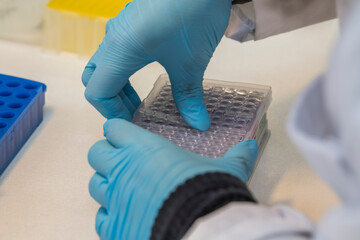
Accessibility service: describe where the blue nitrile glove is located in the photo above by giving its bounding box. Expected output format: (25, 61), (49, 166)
(82, 0), (233, 131)
(88, 119), (258, 240)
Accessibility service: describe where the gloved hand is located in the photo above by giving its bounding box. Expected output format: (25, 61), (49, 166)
(88, 119), (258, 240)
(82, 0), (233, 131)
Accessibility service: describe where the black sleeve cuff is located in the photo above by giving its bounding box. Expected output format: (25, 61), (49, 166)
(150, 172), (256, 240)
(232, 0), (252, 5)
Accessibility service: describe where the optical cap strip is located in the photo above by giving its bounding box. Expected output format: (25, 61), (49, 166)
(0, 74), (46, 175)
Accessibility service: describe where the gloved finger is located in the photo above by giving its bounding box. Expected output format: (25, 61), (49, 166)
(223, 139), (258, 181)
(119, 89), (137, 117)
(88, 140), (119, 177)
(123, 82), (141, 110)
(169, 73), (211, 131)
(95, 207), (109, 239)
(82, 66), (95, 88)
(81, 44), (103, 87)
(84, 69), (133, 120)
(103, 118), (160, 148)
(89, 173), (109, 208)
(84, 46), (151, 121)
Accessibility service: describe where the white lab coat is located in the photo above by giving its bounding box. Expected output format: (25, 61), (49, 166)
(186, 0), (360, 239)
(226, 0), (345, 42)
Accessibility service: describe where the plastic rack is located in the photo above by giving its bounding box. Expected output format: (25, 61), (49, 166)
(0, 74), (46, 175)
(44, 0), (132, 56)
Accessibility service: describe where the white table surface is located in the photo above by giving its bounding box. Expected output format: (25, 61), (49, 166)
(0, 19), (341, 240)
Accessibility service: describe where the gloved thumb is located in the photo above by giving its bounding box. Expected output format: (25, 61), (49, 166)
(168, 72), (211, 131)
(219, 139), (259, 182)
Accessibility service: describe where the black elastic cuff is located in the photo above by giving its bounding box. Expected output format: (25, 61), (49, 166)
(150, 172), (256, 240)
(232, 0), (251, 5)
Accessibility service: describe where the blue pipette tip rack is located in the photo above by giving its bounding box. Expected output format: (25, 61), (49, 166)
(0, 74), (46, 175)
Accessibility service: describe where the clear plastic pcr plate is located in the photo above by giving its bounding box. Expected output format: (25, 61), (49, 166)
(132, 74), (272, 159)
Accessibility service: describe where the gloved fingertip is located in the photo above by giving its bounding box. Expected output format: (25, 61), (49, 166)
(184, 113), (211, 131)
(95, 207), (108, 237)
(243, 139), (259, 157)
(103, 119), (114, 134)
(106, 110), (132, 122)
(82, 65), (96, 86)
(84, 88), (133, 121)
(224, 139), (258, 160)
(221, 139), (259, 182)
(177, 100), (211, 131)
(89, 173), (109, 208)
(103, 118), (126, 136)
(88, 140), (108, 163)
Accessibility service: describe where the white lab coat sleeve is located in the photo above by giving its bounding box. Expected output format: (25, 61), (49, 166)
(287, 0), (360, 238)
(287, 0), (360, 210)
(186, 1), (360, 239)
(184, 203), (314, 240)
(226, 0), (337, 42)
